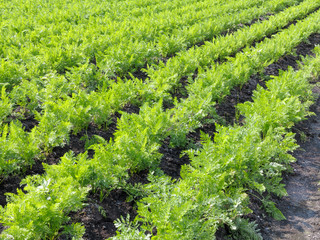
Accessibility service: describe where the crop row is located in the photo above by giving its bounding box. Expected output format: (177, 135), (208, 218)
(1, 2), (320, 238)
(144, 0), (320, 100)
(0, 0), (312, 178)
(112, 45), (320, 240)
(0, 0), (271, 89)
(2, 0), (224, 24)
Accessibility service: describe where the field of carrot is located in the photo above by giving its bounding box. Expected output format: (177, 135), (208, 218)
(0, 0), (320, 239)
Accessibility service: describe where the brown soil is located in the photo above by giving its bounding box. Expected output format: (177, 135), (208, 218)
(62, 190), (137, 240)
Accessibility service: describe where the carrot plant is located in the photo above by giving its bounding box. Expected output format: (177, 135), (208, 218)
(144, 0), (320, 101)
(112, 46), (320, 240)
(0, 121), (38, 178)
(0, 87), (13, 125)
(0, 175), (89, 240)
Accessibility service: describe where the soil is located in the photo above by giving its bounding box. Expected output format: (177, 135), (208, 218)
(216, 74), (267, 125)
(0, 159), (45, 233)
(60, 190), (137, 240)
(0, 160), (45, 207)
(159, 137), (191, 179)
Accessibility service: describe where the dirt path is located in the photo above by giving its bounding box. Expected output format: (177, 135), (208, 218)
(261, 85), (320, 239)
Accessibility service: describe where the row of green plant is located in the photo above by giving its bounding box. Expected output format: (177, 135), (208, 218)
(2, 0), (318, 180)
(0, 0), (308, 178)
(0, 0), (298, 92)
(164, 4), (320, 147)
(1, 5), (320, 238)
(1, 0), (222, 25)
(1, 0), (288, 124)
(112, 46), (320, 240)
(95, 0), (284, 75)
(144, 0), (320, 100)
(0, 0), (317, 178)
